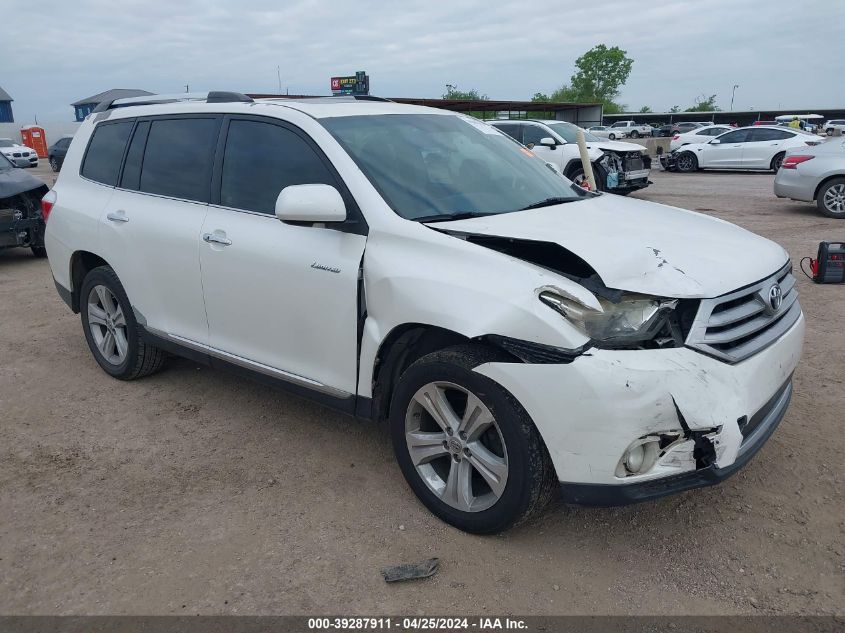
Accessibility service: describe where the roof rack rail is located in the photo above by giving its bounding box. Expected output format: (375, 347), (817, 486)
(92, 91), (254, 113)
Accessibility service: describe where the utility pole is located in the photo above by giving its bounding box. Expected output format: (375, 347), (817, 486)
(185, 84), (190, 93)
(730, 84), (739, 111)
(277, 66), (282, 93)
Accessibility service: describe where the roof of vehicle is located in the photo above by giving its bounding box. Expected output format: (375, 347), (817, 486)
(0, 86), (12, 102)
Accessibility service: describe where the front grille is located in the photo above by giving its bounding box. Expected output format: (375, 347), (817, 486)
(12, 152), (21, 157)
(686, 263), (801, 363)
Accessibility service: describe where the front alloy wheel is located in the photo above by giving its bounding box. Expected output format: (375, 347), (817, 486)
(405, 381), (508, 513)
(676, 152), (698, 172)
(390, 344), (556, 534)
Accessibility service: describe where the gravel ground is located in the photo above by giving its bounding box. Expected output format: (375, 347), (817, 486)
(0, 165), (843, 615)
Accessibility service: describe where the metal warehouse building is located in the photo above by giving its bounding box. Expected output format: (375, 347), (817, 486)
(604, 108), (845, 127)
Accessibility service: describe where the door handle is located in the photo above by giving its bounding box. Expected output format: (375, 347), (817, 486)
(106, 211), (129, 223)
(203, 233), (232, 246)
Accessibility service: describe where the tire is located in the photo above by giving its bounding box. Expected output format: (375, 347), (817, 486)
(389, 344), (557, 534)
(630, 130), (640, 138)
(827, 128), (834, 136)
(30, 245), (47, 258)
(608, 133), (616, 140)
(676, 151), (698, 172)
(49, 157), (59, 172)
(771, 152), (785, 172)
(817, 177), (845, 218)
(79, 266), (165, 380)
(568, 164), (606, 192)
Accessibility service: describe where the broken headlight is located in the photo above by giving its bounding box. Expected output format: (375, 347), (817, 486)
(539, 291), (678, 347)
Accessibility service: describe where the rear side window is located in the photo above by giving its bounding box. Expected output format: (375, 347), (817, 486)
(750, 128), (793, 142)
(139, 118), (219, 202)
(81, 121), (133, 186)
(219, 120), (337, 214)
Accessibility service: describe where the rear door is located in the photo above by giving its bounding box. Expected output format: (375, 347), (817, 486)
(98, 115), (220, 345)
(198, 115), (367, 397)
(741, 128), (794, 168)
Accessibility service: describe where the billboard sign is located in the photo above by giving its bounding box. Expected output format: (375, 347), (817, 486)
(331, 71), (369, 96)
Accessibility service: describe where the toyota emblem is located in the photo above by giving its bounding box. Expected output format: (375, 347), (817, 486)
(768, 284), (783, 311)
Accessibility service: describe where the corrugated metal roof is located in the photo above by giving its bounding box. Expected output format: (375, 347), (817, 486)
(71, 88), (153, 106)
(0, 86), (12, 102)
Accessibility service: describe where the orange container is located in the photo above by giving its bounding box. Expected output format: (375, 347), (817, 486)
(20, 126), (48, 158)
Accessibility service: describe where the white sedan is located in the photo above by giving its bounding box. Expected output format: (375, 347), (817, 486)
(586, 126), (614, 138)
(662, 126), (823, 172)
(669, 124), (733, 151)
(0, 138), (38, 168)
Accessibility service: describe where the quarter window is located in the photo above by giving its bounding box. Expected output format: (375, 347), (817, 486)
(81, 121), (133, 186)
(220, 120), (337, 214)
(139, 118), (219, 202)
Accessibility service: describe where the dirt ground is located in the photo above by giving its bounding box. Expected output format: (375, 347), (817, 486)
(1, 165), (843, 616)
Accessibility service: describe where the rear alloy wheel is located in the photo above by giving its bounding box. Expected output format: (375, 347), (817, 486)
(676, 151), (698, 172)
(630, 130), (640, 138)
(817, 178), (845, 218)
(390, 345), (556, 534)
(80, 266), (165, 380)
(49, 157), (59, 172)
(771, 152), (785, 172)
(608, 133), (617, 140)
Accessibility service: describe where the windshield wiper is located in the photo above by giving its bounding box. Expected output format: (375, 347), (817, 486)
(414, 211), (495, 223)
(519, 196), (578, 211)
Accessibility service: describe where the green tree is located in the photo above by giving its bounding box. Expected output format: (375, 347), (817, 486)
(442, 86), (488, 100)
(531, 92), (551, 103)
(669, 105), (681, 113)
(685, 94), (721, 112)
(638, 105), (652, 113)
(569, 44), (633, 106)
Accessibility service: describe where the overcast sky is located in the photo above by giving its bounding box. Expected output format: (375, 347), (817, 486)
(3, 0), (843, 123)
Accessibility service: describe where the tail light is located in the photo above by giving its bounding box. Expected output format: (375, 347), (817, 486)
(781, 155), (814, 169)
(41, 190), (56, 222)
(672, 134), (680, 140)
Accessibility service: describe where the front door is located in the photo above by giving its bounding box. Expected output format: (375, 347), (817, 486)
(199, 117), (367, 396)
(698, 128), (750, 168)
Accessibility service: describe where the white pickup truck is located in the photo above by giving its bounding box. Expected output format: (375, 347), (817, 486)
(606, 120), (652, 139)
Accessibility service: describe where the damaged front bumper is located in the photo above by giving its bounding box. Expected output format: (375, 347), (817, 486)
(601, 151), (652, 193)
(474, 313), (804, 505)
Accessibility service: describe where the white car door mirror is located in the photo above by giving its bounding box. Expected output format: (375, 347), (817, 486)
(275, 184), (347, 223)
(539, 137), (557, 148)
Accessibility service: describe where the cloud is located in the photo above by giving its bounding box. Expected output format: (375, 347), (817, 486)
(2, 0), (843, 122)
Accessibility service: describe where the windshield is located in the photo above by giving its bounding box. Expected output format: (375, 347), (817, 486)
(0, 139), (15, 148)
(546, 121), (601, 143)
(321, 114), (585, 220)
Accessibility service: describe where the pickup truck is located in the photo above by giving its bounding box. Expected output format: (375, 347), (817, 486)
(605, 120), (653, 139)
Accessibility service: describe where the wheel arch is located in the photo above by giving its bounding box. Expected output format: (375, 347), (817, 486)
(369, 323), (521, 423)
(68, 250), (110, 313)
(813, 174), (845, 201)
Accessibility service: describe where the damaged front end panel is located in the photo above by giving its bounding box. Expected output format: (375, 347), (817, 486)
(597, 150), (652, 194)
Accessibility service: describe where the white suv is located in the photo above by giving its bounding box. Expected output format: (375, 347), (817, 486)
(489, 119), (651, 195)
(44, 92), (804, 534)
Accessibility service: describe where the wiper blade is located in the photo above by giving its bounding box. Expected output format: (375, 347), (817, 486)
(415, 211), (494, 223)
(520, 196), (577, 211)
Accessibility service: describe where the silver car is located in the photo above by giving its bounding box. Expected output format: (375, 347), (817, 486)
(774, 139), (845, 218)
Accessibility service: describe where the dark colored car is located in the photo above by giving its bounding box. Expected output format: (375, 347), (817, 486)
(656, 121), (706, 137)
(48, 136), (73, 172)
(0, 152), (49, 257)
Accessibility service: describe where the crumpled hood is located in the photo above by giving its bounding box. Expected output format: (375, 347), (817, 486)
(430, 195), (788, 298)
(585, 140), (645, 153)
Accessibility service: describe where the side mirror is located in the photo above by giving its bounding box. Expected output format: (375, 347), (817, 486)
(539, 137), (557, 148)
(709, 139), (721, 145)
(275, 184), (346, 223)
